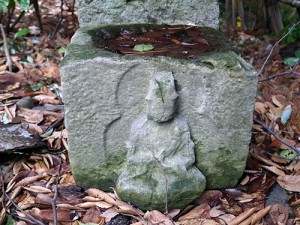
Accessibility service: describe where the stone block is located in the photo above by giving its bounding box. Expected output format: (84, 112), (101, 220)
(61, 24), (257, 210)
(76, 0), (219, 29)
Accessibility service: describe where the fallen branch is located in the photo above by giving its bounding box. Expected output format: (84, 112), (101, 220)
(257, 21), (300, 77)
(50, 0), (64, 39)
(253, 117), (300, 155)
(0, 170), (46, 225)
(258, 64), (300, 82)
(0, 24), (12, 72)
(51, 156), (62, 225)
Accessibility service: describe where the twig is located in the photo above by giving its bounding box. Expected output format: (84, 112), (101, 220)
(4, 191), (45, 225)
(0, 24), (12, 72)
(257, 21), (300, 77)
(258, 64), (300, 82)
(51, 156), (63, 225)
(32, 0), (43, 33)
(253, 117), (300, 155)
(50, 0), (64, 39)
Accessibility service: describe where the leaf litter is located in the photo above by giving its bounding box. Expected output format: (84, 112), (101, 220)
(0, 2), (300, 225)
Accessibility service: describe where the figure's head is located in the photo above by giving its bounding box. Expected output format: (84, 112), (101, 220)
(146, 72), (178, 122)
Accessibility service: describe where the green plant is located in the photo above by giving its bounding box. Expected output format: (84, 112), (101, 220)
(0, 0), (33, 33)
(0, 0), (30, 12)
(282, 25), (300, 45)
(283, 50), (300, 66)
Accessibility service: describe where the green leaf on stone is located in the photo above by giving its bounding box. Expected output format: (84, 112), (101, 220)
(283, 57), (299, 66)
(14, 28), (30, 39)
(281, 105), (292, 125)
(279, 149), (298, 161)
(295, 50), (300, 58)
(17, 0), (30, 11)
(133, 44), (154, 52)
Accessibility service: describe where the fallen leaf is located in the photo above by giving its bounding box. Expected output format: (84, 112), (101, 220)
(255, 102), (267, 114)
(277, 175), (300, 192)
(272, 95), (284, 108)
(178, 204), (211, 221)
(144, 210), (174, 225)
(210, 206), (224, 218)
(18, 108), (44, 124)
(228, 207), (257, 225)
(250, 205), (272, 224)
(265, 204), (288, 225)
(261, 165), (285, 176)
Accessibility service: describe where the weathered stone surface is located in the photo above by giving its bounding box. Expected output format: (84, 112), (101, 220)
(61, 25), (257, 208)
(76, 0), (219, 29)
(0, 124), (45, 152)
(116, 72), (206, 211)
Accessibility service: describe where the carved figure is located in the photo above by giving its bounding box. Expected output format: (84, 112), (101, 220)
(116, 72), (206, 211)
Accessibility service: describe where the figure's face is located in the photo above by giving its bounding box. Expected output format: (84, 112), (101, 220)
(146, 74), (178, 122)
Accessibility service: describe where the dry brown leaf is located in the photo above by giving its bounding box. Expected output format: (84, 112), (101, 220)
(228, 207), (257, 225)
(100, 208), (119, 221)
(16, 222), (27, 225)
(277, 175), (300, 192)
(23, 185), (52, 194)
(31, 208), (75, 222)
(255, 102), (267, 114)
(33, 94), (58, 104)
(56, 204), (82, 210)
(290, 198), (300, 207)
(271, 95), (284, 108)
(0, 208), (6, 225)
(279, 138), (296, 150)
(252, 124), (264, 132)
(178, 204), (210, 221)
(144, 210), (174, 225)
(18, 108), (44, 124)
(286, 160), (300, 172)
(266, 204), (288, 225)
(266, 102), (282, 116)
(239, 214), (254, 225)
(250, 205), (272, 224)
(240, 175), (250, 186)
(0, 93), (14, 101)
(0, 64), (7, 71)
(17, 192), (36, 210)
(217, 214), (235, 224)
(14, 172), (47, 189)
(261, 165), (285, 176)
(166, 208), (181, 219)
(40, 61), (60, 79)
(197, 190), (222, 206)
(82, 196), (102, 202)
(75, 202), (97, 208)
(82, 206), (105, 224)
(210, 206), (224, 218)
(250, 149), (282, 168)
(86, 188), (144, 216)
(27, 123), (44, 135)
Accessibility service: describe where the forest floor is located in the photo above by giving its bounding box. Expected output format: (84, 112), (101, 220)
(0, 1), (300, 224)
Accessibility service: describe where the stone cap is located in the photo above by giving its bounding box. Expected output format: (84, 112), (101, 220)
(76, 0), (219, 29)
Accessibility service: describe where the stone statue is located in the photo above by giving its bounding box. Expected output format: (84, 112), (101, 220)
(116, 72), (206, 211)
